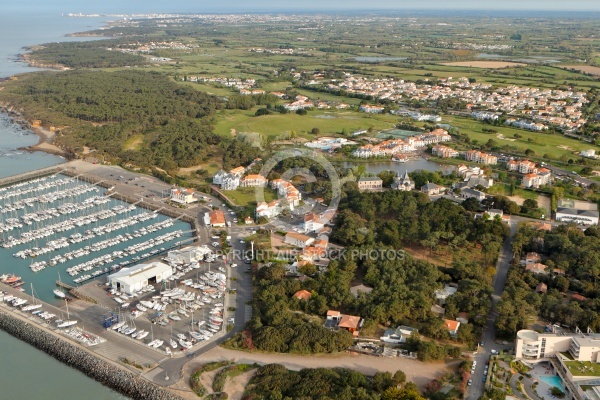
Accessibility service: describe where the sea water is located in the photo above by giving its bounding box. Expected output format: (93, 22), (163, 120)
(0, 10), (138, 400)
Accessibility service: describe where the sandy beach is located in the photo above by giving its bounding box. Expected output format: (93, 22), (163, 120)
(27, 125), (69, 156)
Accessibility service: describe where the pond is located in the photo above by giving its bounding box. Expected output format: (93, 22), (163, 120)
(354, 56), (407, 62)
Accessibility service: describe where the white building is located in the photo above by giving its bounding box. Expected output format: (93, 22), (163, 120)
(108, 262), (172, 295)
(256, 200), (281, 219)
(167, 246), (212, 264)
(170, 188), (197, 205)
(381, 325), (418, 344)
(556, 208), (599, 225)
(284, 232), (314, 248)
(580, 149), (596, 158)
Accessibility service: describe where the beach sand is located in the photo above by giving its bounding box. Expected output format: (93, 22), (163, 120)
(26, 125), (68, 156)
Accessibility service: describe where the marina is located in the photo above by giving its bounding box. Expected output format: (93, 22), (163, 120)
(0, 172), (193, 304)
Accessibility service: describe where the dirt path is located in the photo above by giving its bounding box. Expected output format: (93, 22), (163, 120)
(224, 369), (257, 400)
(194, 347), (459, 388)
(200, 367), (223, 396)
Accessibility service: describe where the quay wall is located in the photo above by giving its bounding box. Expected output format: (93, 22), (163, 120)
(0, 311), (184, 400)
(0, 165), (63, 188)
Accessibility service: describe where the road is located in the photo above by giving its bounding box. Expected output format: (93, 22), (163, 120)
(466, 219), (519, 400)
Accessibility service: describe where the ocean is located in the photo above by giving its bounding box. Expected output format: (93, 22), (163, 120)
(0, 10), (132, 400)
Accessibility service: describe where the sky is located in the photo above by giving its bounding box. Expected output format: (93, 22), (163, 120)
(10, 0), (600, 13)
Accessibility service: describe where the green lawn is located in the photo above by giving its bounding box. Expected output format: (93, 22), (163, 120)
(443, 115), (600, 160)
(222, 187), (277, 207)
(213, 108), (400, 139)
(564, 361), (600, 377)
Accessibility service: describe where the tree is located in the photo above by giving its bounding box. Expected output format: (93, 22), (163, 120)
(462, 197), (481, 212)
(296, 108), (307, 115)
(382, 388), (425, 400)
(311, 127), (320, 135)
(393, 370), (407, 386)
(255, 108), (270, 116)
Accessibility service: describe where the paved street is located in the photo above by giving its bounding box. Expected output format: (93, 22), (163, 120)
(466, 219), (519, 400)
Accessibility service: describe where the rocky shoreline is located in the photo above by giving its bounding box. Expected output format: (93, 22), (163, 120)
(0, 312), (184, 400)
(0, 103), (72, 158)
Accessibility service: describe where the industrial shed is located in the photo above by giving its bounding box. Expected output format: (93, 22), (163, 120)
(108, 262), (172, 294)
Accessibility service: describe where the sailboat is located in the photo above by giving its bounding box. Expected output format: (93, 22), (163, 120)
(56, 298), (77, 328)
(170, 325), (177, 349)
(22, 283), (43, 312)
(54, 272), (66, 299)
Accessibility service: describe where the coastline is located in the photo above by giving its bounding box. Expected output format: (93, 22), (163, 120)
(0, 310), (184, 400)
(0, 104), (71, 158)
(27, 124), (70, 157)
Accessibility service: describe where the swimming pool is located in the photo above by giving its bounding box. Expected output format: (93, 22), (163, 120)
(539, 375), (564, 389)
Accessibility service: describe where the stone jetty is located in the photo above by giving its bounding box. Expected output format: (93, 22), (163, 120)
(0, 312), (184, 400)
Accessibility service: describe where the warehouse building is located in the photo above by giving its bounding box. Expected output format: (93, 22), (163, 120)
(108, 262), (172, 294)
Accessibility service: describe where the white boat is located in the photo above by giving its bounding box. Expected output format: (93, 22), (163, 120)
(165, 347), (172, 355)
(56, 296), (77, 328)
(111, 321), (125, 331)
(123, 327), (136, 335)
(189, 331), (203, 340)
(22, 303), (42, 311)
(170, 338), (177, 349)
(152, 340), (164, 348)
(179, 339), (192, 349)
(57, 319), (78, 328)
(136, 331), (149, 340)
(55, 273), (66, 298)
(177, 333), (187, 340)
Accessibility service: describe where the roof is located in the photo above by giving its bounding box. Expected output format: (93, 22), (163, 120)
(487, 208), (503, 215)
(358, 177), (383, 183)
(327, 310), (341, 318)
(230, 166), (245, 175)
(109, 262), (172, 285)
(422, 182), (443, 190)
(536, 282), (548, 293)
(293, 290), (312, 301)
(461, 187), (485, 197)
(557, 207), (600, 218)
(444, 319), (460, 332)
(526, 252), (541, 261)
(285, 231), (313, 243)
(242, 174), (266, 181)
(526, 263), (547, 272)
(572, 293), (588, 301)
(209, 210), (226, 225)
(338, 314), (362, 330)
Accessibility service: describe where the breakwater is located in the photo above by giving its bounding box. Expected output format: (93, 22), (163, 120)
(0, 312), (184, 400)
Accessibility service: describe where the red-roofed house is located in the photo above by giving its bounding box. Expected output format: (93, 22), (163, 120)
(444, 319), (461, 336)
(293, 290), (312, 301)
(207, 210), (226, 228)
(338, 314), (363, 337)
(526, 263), (548, 274)
(572, 293), (588, 301)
